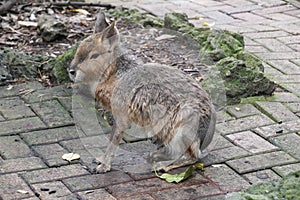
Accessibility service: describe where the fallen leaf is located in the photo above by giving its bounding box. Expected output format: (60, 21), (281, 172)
(17, 190), (29, 194)
(235, 107), (241, 111)
(201, 20), (215, 27)
(154, 163), (204, 183)
(6, 85), (13, 90)
(62, 153), (80, 162)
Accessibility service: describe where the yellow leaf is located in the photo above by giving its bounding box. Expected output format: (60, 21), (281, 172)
(154, 163), (204, 183)
(62, 153), (80, 162)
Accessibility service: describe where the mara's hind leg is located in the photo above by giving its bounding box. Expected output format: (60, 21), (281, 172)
(152, 105), (203, 171)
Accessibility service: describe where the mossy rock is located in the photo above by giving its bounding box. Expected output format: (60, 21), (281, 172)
(200, 29), (244, 62)
(227, 171), (300, 200)
(45, 45), (78, 84)
(108, 8), (163, 27)
(216, 53), (276, 104)
(164, 12), (194, 31)
(0, 47), (45, 83)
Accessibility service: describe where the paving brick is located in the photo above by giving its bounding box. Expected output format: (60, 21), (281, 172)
(250, 0), (286, 7)
(268, 60), (300, 75)
(0, 135), (32, 159)
(281, 83), (300, 96)
(270, 92), (300, 102)
(243, 30), (290, 39)
(226, 104), (261, 118)
(255, 101), (298, 122)
(267, 13), (299, 21)
(60, 135), (110, 152)
(107, 178), (175, 198)
(284, 8), (300, 17)
(201, 146), (249, 165)
(202, 11), (236, 24)
(0, 174), (35, 199)
(243, 169), (281, 184)
(121, 194), (154, 200)
(215, 24), (255, 34)
(190, 0), (224, 6)
(0, 114), (4, 121)
(31, 100), (73, 127)
(152, 183), (223, 200)
(256, 52), (300, 60)
(204, 164), (249, 192)
(137, 4), (171, 18)
(252, 4), (297, 15)
(57, 96), (72, 113)
(0, 117), (46, 136)
(274, 75), (300, 84)
(255, 38), (293, 52)
(271, 133), (300, 160)
(274, 21), (300, 34)
(217, 114), (274, 135)
(0, 97), (35, 119)
(77, 188), (117, 200)
(226, 131), (278, 153)
(286, 102), (300, 113)
(231, 12), (270, 22)
(272, 162), (300, 176)
(223, 0), (254, 6)
(32, 143), (70, 167)
(0, 157), (46, 173)
(226, 151), (297, 174)
(245, 45), (270, 53)
(209, 135), (235, 151)
(21, 126), (78, 146)
(223, 5), (261, 14)
(21, 164), (89, 184)
(277, 35), (300, 44)
(289, 44), (300, 51)
(31, 181), (73, 200)
(63, 171), (132, 192)
(22, 85), (70, 103)
(0, 82), (43, 99)
(245, 24), (278, 32)
(254, 119), (300, 138)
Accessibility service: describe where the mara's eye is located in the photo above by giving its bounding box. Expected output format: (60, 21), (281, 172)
(69, 69), (76, 76)
(90, 53), (100, 59)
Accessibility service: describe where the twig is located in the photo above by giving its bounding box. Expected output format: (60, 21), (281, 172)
(48, 1), (115, 9)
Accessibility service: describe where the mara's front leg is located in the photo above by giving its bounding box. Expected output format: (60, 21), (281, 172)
(96, 125), (124, 173)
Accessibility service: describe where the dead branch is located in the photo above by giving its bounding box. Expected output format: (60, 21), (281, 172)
(48, 1), (115, 9)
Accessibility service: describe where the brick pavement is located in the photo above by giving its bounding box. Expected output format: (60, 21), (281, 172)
(1, 0), (300, 199)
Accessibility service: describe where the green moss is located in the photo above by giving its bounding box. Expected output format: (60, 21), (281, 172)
(48, 44), (78, 84)
(227, 171), (300, 200)
(108, 8), (163, 27)
(164, 12), (194, 31)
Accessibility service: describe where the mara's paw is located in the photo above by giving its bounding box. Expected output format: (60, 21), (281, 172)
(95, 163), (111, 174)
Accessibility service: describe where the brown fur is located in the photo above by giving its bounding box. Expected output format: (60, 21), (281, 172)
(68, 12), (216, 173)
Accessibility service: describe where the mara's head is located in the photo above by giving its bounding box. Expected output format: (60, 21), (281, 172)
(68, 12), (119, 83)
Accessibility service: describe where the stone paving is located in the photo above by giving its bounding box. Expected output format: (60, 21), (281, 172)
(1, 0), (300, 199)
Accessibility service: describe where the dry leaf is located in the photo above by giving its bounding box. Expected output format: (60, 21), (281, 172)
(62, 153), (80, 162)
(154, 163), (204, 183)
(17, 190), (29, 194)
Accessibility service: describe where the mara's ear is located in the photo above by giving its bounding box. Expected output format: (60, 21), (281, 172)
(100, 21), (120, 49)
(94, 12), (109, 33)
